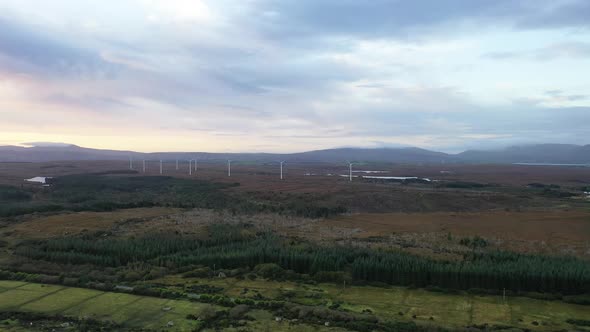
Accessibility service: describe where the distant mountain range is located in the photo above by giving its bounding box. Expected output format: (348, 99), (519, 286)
(0, 143), (589, 164)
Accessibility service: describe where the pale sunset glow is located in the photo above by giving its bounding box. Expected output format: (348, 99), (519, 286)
(1, 0), (589, 152)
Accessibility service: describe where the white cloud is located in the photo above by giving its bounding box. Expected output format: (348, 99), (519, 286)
(0, 0), (588, 152)
(140, 0), (217, 24)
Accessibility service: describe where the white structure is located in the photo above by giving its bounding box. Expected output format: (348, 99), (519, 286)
(228, 160), (232, 177)
(142, 160), (146, 173)
(280, 161), (285, 180)
(348, 162), (353, 182)
(194, 158), (198, 174)
(189, 160), (192, 175)
(160, 160), (163, 174)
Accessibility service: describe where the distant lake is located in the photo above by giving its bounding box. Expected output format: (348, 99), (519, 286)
(514, 163), (590, 167)
(339, 174), (432, 181)
(25, 176), (51, 184)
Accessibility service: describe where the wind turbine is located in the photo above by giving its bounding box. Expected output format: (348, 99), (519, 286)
(348, 162), (354, 182)
(160, 160), (163, 174)
(129, 157), (133, 170)
(227, 160), (232, 177)
(189, 160), (192, 175)
(142, 160), (146, 173)
(176, 159), (179, 170)
(280, 161), (285, 180)
(194, 158), (198, 174)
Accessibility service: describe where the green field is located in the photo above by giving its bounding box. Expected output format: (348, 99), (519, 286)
(149, 276), (590, 331)
(0, 280), (344, 331)
(1, 278), (589, 331)
(0, 280), (210, 330)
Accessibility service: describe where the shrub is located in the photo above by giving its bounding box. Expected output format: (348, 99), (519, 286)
(566, 319), (590, 327)
(254, 263), (284, 279)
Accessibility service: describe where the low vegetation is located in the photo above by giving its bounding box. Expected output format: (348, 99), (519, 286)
(12, 224), (590, 295)
(0, 174), (346, 218)
(1, 171), (589, 331)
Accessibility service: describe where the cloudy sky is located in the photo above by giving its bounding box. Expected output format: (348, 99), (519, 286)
(0, 0), (589, 153)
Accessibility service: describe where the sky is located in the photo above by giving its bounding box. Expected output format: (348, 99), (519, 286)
(0, 0), (589, 153)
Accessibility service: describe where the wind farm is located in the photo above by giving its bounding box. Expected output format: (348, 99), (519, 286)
(1, 0), (590, 330)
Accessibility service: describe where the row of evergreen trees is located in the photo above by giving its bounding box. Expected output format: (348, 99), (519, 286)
(17, 228), (590, 295)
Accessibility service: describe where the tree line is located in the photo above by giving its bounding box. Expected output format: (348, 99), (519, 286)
(17, 225), (590, 295)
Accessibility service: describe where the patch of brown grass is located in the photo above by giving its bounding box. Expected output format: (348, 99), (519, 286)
(3, 207), (178, 240)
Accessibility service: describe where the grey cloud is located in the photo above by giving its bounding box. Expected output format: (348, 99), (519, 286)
(43, 93), (134, 111)
(1, 1), (589, 152)
(541, 90), (588, 102)
(545, 90), (563, 96)
(0, 16), (118, 77)
(481, 52), (520, 60)
(564, 95), (588, 101)
(247, 0), (527, 39)
(242, 0), (590, 42)
(516, 0), (590, 30)
(482, 42), (590, 61)
(534, 42), (590, 60)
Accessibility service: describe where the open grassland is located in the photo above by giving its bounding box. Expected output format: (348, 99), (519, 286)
(149, 275), (590, 331)
(0, 280), (210, 330)
(3, 205), (590, 258)
(1, 278), (588, 331)
(314, 210), (590, 257)
(0, 280), (346, 331)
(2, 207), (180, 241)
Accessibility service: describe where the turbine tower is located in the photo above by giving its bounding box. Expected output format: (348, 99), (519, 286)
(227, 160), (232, 177)
(194, 158), (198, 174)
(280, 161), (285, 180)
(142, 160), (146, 173)
(348, 162), (354, 182)
(129, 157), (133, 170)
(176, 159), (179, 170)
(160, 160), (163, 174)
(189, 160), (192, 175)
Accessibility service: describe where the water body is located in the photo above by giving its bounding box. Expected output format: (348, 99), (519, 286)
(25, 176), (51, 184)
(363, 176), (432, 182)
(514, 163), (590, 167)
(352, 170), (388, 174)
(339, 175), (432, 181)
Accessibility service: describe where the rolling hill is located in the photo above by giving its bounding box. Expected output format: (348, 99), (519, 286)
(0, 143), (589, 164)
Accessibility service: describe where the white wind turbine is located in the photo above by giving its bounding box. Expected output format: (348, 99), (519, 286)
(189, 160), (192, 175)
(194, 157), (198, 175)
(227, 160), (232, 177)
(280, 161), (285, 180)
(348, 162), (354, 182)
